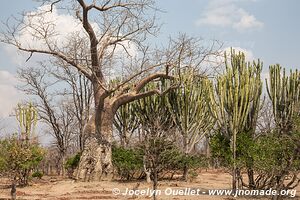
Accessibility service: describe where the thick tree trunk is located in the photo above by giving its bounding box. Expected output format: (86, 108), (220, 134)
(76, 71), (173, 182)
(76, 94), (114, 181)
(76, 135), (105, 181)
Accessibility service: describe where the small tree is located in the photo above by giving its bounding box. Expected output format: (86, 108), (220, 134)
(18, 67), (88, 176)
(0, 103), (44, 186)
(0, 136), (44, 185)
(251, 132), (300, 191)
(140, 123), (177, 200)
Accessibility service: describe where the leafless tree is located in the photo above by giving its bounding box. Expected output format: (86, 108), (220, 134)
(18, 66), (77, 176)
(257, 99), (275, 135)
(41, 145), (64, 175)
(140, 116), (177, 200)
(50, 65), (93, 151)
(1, 0), (221, 181)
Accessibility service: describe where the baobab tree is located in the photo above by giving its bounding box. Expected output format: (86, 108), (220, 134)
(1, 0), (220, 181)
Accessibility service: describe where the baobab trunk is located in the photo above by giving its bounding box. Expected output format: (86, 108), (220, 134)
(76, 97), (114, 181)
(76, 73), (174, 181)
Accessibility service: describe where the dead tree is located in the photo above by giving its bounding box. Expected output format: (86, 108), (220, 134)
(257, 100), (275, 135)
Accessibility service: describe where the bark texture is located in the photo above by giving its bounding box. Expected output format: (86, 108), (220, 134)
(77, 99), (114, 181)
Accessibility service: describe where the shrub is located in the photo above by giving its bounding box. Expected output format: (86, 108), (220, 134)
(65, 153), (81, 169)
(161, 148), (208, 180)
(65, 152), (81, 178)
(188, 170), (198, 182)
(112, 143), (208, 181)
(210, 131), (256, 168)
(210, 132), (232, 167)
(112, 145), (143, 180)
(183, 154), (208, 171)
(31, 171), (43, 179)
(0, 136), (45, 185)
(251, 132), (300, 188)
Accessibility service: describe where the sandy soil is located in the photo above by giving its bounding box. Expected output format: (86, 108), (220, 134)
(0, 170), (299, 200)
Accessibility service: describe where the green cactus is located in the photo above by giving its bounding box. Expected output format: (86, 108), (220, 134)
(133, 82), (173, 130)
(114, 102), (139, 147)
(206, 48), (263, 190)
(168, 68), (214, 180)
(16, 103), (38, 142)
(266, 65), (300, 134)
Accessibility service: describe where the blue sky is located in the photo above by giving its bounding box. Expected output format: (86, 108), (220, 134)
(0, 0), (299, 136)
(156, 0), (300, 69)
(1, 0), (300, 72)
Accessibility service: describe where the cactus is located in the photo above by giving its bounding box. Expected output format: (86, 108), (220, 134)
(114, 102), (139, 147)
(266, 65), (300, 134)
(206, 49), (263, 190)
(168, 68), (214, 180)
(168, 69), (214, 152)
(133, 82), (173, 130)
(16, 103), (38, 142)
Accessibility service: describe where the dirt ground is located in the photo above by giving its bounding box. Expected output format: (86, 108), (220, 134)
(0, 169), (299, 200)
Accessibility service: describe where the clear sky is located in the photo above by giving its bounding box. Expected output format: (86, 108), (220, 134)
(0, 0), (299, 137)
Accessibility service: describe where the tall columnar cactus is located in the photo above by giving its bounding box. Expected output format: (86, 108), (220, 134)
(168, 68), (214, 180)
(133, 82), (173, 130)
(206, 49), (263, 190)
(114, 102), (139, 147)
(132, 81), (175, 185)
(16, 103), (38, 142)
(266, 65), (300, 134)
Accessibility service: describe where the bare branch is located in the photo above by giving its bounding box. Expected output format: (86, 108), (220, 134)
(134, 72), (174, 92)
(111, 72), (176, 110)
(17, 45), (92, 79)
